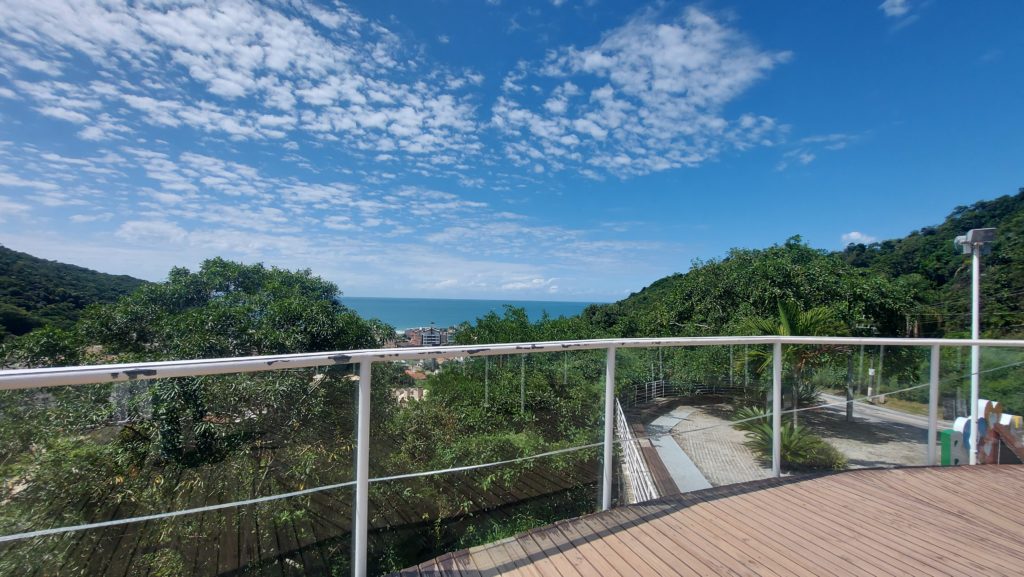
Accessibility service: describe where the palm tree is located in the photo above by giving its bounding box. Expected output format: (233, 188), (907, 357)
(741, 301), (847, 425)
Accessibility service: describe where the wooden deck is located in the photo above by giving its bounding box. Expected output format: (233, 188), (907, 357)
(397, 465), (1024, 576)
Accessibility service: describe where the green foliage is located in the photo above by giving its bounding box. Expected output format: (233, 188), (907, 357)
(0, 244), (147, 338)
(0, 259), (396, 576)
(740, 420), (848, 472)
(731, 405), (770, 432)
(583, 237), (914, 339)
(75, 258), (378, 359)
(841, 188), (1024, 337)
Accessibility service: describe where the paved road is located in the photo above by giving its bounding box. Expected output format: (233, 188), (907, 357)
(818, 393), (953, 430)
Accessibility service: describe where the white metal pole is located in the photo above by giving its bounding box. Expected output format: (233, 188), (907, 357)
(744, 344), (748, 386)
(354, 360), (372, 577)
(772, 342), (782, 477)
(484, 357), (489, 407)
(928, 344), (940, 466)
(520, 355), (526, 413)
(969, 244), (981, 465)
(602, 346), (617, 510)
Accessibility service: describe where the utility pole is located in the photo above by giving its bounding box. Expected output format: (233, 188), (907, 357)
(955, 228), (996, 466)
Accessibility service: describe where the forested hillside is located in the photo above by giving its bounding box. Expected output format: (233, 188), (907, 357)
(581, 237), (916, 338)
(584, 188), (1024, 339)
(0, 245), (147, 339)
(840, 188), (1024, 337)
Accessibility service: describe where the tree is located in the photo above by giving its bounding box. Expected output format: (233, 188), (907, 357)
(740, 301), (847, 423)
(0, 259), (395, 575)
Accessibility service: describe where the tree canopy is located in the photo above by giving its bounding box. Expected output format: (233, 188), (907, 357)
(582, 236), (916, 339)
(0, 244), (147, 340)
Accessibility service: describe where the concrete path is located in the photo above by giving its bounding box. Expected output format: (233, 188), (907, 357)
(670, 404), (775, 486)
(644, 406), (712, 492)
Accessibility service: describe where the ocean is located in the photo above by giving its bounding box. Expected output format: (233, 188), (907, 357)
(338, 296), (599, 330)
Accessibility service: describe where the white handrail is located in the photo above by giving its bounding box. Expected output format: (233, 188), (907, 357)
(3, 336), (1023, 390)
(615, 398), (658, 503)
(3, 335), (1024, 577)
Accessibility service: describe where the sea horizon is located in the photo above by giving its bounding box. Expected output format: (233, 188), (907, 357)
(339, 296), (601, 331)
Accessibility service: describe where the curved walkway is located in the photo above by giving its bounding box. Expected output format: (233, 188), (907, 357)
(669, 403), (774, 486)
(398, 465), (1024, 576)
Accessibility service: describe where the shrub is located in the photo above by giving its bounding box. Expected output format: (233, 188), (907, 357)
(731, 405), (769, 432)
(740, 420), (847, 472)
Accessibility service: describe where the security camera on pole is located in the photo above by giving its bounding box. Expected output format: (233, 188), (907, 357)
(954, 227), (996, 465)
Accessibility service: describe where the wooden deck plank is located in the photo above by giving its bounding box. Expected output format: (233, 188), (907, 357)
(570, 508), (666, 576)
(694, 478), (896, 576)
(547, 517), (626, 577)
(819, 470), (1024, 571)
(683, 483), (902, 577)
(652, 493), (827, 577)
(518, 528), (586, 577)
(596, 506), (708, 577)
(746, 478), (940, 576)
(822, 469), (1023, 563)
(687, 481), (877, 577)
(621, 501), (744, 577)
(752, 471), (1023, 576)
(398, 466), (1024, 576)
(483, 537), (548, 577)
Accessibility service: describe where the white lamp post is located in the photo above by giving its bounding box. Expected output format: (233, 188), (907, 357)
(954, 227), (996, 465)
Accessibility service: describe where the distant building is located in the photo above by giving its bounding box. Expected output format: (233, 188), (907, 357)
(420, 327), (446, 346)
(399, 326), (450, 347)
(404, 369), (428, 381)
(393, 387), (428, 405)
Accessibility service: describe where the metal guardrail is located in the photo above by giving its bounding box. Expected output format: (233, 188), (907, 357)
(3, 335), (1024, 577)
(615, 398), (658, 503)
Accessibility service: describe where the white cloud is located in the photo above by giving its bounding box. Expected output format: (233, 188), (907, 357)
(438, 35), (450, 44)
(492, 7), (789, 178)
(37, 106), (90, 123)
(842, 231), (878, 245)
(0, 171), (59, 191)
(778, 133), (857, 170)
(0, 0), (483, 167)
(879, 0), (910, 18)
(0, 195), (31, 222)
(69, 212), (112, 223)
(116, 220), (188, 244)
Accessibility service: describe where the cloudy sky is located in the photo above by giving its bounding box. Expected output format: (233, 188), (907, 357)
(0, 1), (1020, 302)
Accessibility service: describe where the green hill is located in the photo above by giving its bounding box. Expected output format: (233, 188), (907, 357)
(840, 188), (1024, 336)
(584, 188), (1024, 339)
(582, 237), (916, 338)
(0, 245), (148, 339)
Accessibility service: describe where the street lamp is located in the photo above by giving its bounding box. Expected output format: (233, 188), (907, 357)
(954, 227), (996, 465)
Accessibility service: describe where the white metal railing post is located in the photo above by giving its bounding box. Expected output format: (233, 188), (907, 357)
(772, 341), (782, 477)
(969, 244), (981, 465)
(520, 355), (526, 413)
(353, 360), (372, 577)
(928, 344), (940, 466)
(602, 346), (617, 510)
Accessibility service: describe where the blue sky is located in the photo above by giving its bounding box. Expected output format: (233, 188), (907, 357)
(0, 0), (1021, 302)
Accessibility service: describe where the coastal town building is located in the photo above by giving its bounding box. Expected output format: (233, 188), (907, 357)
(400, 326), (451, 347)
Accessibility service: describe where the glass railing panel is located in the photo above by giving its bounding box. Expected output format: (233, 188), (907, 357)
(0, 363), (357, 576)
(788, 344), (934, 473)
(365, 349), (606, 574)
(616, 345), (777, 494)
(975, 345), (1024, 465)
